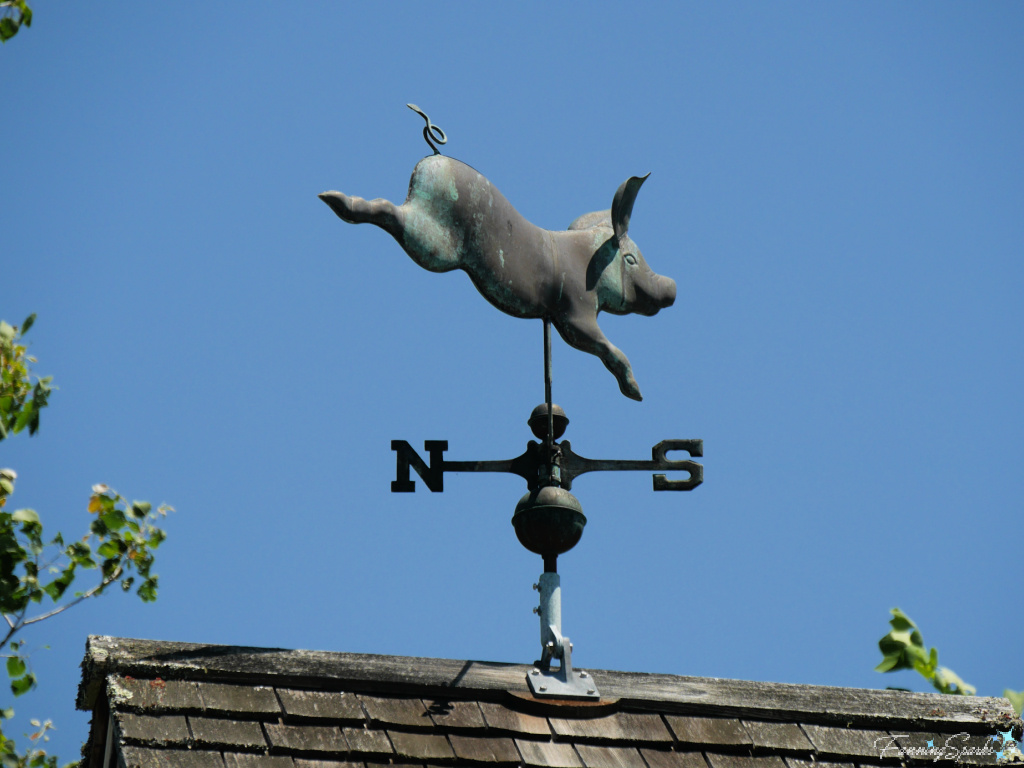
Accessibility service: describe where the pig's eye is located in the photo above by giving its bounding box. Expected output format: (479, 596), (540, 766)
(624, 253), (638, 266)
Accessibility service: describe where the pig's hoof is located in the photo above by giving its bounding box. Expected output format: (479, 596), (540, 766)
(318, 191), (358, 223)
(621, 378), (643, 401)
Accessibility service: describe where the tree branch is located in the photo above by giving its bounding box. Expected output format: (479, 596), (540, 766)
(1, 612), (22, 648)
(19, 567), (121, 628)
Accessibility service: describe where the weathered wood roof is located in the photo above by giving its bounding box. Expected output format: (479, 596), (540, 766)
(78, 636), (1020, 768)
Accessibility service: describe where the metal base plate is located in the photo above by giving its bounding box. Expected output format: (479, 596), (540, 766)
(527, 666), (600, 700)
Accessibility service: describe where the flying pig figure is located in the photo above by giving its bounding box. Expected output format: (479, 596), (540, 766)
(319, 154), (676, 401)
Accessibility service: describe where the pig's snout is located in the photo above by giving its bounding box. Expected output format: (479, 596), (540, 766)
(635, 274), (676, 316)
(658, 275), (677, 308)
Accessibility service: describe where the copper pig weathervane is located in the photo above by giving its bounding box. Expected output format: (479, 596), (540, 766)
(320, 104), (676, 402)
(320, 105), (703, 700)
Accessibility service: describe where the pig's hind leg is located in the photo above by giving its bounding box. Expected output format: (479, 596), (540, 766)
(318, 191), (405, 240)
(319, 192), (460, 273)
(555, 314), (643, 401)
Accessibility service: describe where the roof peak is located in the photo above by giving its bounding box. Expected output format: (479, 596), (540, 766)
(79, 635), (1013, 733)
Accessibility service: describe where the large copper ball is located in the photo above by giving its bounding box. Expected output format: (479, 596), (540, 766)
(512, 486), (586, 557)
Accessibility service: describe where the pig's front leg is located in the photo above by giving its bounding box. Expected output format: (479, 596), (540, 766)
(318, 191), (405, 240)
(554, 314), (642, 401)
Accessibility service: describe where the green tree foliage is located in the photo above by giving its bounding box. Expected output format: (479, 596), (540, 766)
(0, 1), (31, 43)
(0, 317), (49, 441)
(0, 316), (171, 767)
(877, 608), (1022, 715)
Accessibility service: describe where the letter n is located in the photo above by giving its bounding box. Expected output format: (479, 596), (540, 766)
(391, 440), (448, 492)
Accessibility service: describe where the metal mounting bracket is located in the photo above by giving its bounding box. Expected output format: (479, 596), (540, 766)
(526, 572), (600, 700)
(527, 646), (599, 699)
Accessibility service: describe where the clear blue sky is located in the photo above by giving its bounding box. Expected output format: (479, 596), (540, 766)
(4, 1), (1022, 760)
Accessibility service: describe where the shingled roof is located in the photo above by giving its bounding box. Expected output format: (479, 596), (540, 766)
(77, 636), (1021, 768)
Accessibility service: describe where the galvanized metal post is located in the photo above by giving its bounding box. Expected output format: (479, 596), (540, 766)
(538, 571), (562, 658)
(529, 570), (598, 699)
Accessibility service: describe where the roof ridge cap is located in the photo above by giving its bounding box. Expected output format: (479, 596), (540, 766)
(77, 636), (1016, 731)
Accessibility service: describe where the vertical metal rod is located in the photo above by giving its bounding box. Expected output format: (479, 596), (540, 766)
(543, 318), (557, 575)
(544, 319), (553, 450)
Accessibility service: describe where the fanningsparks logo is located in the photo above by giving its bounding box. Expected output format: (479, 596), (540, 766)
(876, 728), (1023, 764)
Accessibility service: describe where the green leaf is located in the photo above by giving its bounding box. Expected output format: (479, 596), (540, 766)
(0, 17), (19, 42)
(5, 657), (25, 677)
(0, 479), (12, 495)
(96, 540), (122, 559)
(933, 666), (975, 696)
(877, 608), (931, 676)
(12, 404), (34, 434)
(888, 629), (914, 647)
(11, 509), (39, 525)
(11, 673), (35, 696)
(877, 644), (912, 672)
(904, 643), (929, 667)
(67, 541), (95, 569)
(130, 501), (152, 517)
(100, 509), (126, 531)
(888, 609), (916, 632)
(41, 571), (72, 601)
(0, 707), (13, 719)
(74, 553), (96, 569)
(138, 577), (158, 602)
(874, 654), (900, 673)
(20, 315), (35, 335)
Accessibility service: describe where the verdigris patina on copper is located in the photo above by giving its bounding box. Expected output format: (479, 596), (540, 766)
(319, 120), (675, 401)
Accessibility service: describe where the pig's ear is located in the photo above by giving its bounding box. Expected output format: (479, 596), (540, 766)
(612, 173), (650, 242)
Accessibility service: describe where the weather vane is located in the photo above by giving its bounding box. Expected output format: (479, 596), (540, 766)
(320, 105), (703, 699)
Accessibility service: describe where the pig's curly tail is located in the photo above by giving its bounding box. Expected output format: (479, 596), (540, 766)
(407, 103), (447, 155)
